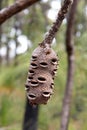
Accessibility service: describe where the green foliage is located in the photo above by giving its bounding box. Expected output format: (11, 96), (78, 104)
(0, 45), (86, 130)
(0, 0), (87, 130)
(0, 95), (11, 126)
(0, 42), (87, 129)
(39, 106), (49, 130)
(76, 31), (87, 52)
(0, 93), (25, 127)
(0, 64), (27, 89)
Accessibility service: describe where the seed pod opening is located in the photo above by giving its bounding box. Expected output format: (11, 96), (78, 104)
(50, 83), (54, 89)
(25, 84), (30, 91)
(51, 58), (58, 65)
(28, 76), (33, 80)
(30, 81), (38, 87)
(42, 92), (50, 98)
(38, 76), (46, 83)
(32, 56), (37, 61)
(25, 45), (59, 105)
(29, 70), (34, 74)
(31, 63), (38, 69)
(40, 62), (48, 68)
(28, 93), (36, 100)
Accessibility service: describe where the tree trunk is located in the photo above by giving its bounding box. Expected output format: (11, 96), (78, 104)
(84, 0), (87, 30)
(6, 37), (10, 66)
(14, 15), (19, 65)
(23, 98), (39, 130)
(0, 0), (3, 65)
(60, 1), (78, 130)
(0, 25), (2, 65)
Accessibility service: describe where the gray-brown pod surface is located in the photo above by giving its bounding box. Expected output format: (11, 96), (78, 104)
(25, 44), (59, 105)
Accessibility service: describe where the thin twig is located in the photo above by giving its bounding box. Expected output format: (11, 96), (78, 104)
(42, 0), (73, 46)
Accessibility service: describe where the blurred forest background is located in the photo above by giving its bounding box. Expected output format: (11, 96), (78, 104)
(0, 0), (87, 130)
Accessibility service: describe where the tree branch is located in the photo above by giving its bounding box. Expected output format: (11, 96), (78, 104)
(60, 0), (78, 130)
(42, 0), (73, 46)
(0, 0), (40, 25)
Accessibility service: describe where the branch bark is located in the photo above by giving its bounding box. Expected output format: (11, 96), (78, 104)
(60, 0), (78, 130)
(23, 98), (39, 130)
(0, 0), (40, 25)
(42, 0), (73, 46)
(0, 0), (3, 65)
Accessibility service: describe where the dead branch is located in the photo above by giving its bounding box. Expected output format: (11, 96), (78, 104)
(42, 0), (73, 46)
(0, 0), (40, 25)
(60, 0), (78, 130)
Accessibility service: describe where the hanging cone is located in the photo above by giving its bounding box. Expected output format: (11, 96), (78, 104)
(24, 0), (73, 105)
(25, 44), (59, 105)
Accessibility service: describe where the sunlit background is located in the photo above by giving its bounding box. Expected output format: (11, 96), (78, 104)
(0, 0), (87, 130)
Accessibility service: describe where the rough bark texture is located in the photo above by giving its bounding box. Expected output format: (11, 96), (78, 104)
(23, 98), (39, 130)
(42, 0), (73, 46)
(0, 0), (40, 25)
(0, 0), (3, 64)
(0, 26), (2, 64)
(60, 0), (78, 130)
(14, 4), (20, 66)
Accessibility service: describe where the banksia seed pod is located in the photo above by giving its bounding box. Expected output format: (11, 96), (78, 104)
(25, 44), (59, 105)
